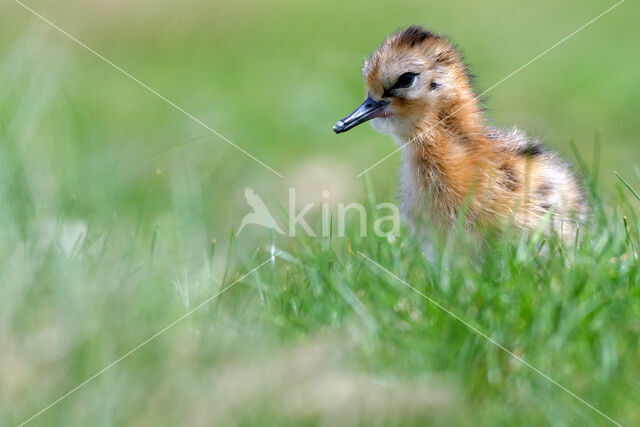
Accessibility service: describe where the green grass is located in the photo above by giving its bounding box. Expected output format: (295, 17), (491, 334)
(3, 170), (639, 425)
(1, 0), (639, 425)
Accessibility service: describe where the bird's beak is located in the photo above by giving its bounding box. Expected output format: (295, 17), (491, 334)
(333, 96), (389, 134)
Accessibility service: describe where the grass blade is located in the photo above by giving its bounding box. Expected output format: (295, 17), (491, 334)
(615, 171), (640, 202)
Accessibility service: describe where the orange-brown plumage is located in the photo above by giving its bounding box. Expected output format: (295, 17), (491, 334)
(334, 26), (587, 240)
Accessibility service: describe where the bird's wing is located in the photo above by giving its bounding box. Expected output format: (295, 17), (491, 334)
(245, 187), (270, 212)
(243, 188), (285, 234)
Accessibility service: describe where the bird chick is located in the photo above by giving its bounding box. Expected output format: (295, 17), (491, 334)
(334, 26), (587, 241)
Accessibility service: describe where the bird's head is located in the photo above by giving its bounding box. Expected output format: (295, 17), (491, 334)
(333, 26), (472, 140)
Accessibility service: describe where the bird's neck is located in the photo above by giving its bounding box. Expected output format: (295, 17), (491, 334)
(400, 94), (492, 222)
(414, 90), (485, 149)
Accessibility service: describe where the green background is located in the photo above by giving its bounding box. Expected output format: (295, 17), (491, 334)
(1, 0), (638, 425)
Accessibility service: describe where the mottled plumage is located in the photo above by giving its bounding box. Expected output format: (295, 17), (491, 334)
(334, 26), (587, 241)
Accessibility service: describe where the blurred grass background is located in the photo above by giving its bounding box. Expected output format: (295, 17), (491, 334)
(0, 0), (639, 425)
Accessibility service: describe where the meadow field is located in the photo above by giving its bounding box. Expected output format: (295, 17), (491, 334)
(1, 0), (639, 425)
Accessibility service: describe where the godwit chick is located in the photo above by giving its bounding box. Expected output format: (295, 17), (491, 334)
(333, 26), (587, 242)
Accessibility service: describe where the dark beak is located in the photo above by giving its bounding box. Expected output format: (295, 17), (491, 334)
(333, 96), (389, 134)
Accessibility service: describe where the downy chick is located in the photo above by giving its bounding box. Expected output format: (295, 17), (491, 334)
(334, 26), (587, 242)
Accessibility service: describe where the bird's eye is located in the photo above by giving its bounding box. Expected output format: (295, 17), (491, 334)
(394, 72), (418, 89)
